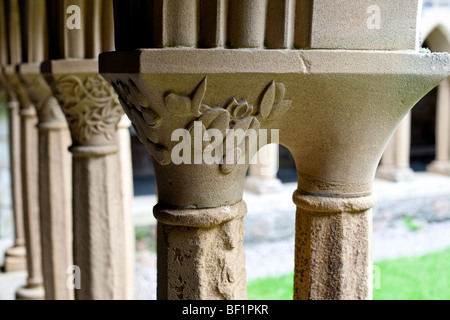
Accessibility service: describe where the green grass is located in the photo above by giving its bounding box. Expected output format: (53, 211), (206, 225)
(403, 216), (423, 231)
(247, 273), (295, 300)
(247, 248), (450, 300)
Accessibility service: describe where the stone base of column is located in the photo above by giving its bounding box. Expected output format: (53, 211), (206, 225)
(15, 284), (45, 300)
(427, 161), (450, 176)
(4, 246), (27, 272)
(376, 166), (415, 182)
(244, 176), (283, 194)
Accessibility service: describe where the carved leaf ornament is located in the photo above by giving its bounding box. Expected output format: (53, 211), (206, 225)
(55, 75), (124, 144)
(113, 77), (292, 174)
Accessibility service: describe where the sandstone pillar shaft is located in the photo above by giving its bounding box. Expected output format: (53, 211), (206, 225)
(18, 105), (42, 296)
(20, 63), (73, 300)
(0, 0), (26, 272)
(71, 144), (123, 300)
(103, 0), (450, 301)
(2, 91), (26, 272)
(117, 115), (135, 300)
(44, 61), (126, 300)
(154, 202), (247, 300)
(293, 190), (375, 300)
(428, 77), (450, 175)
(4, 66), (44, 300)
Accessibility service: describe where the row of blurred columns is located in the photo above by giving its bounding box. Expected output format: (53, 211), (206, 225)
(0, 0), (135, 300)
(378, 76), (450, 181)
(0, 0), (281, 300)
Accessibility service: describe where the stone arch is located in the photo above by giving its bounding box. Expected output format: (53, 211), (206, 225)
(423, 24), (450, 52)
(421, 7), (450, 52)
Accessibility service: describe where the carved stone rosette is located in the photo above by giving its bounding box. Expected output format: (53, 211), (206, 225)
(19, 63), (74, 300)
(43, 60), (127, 300)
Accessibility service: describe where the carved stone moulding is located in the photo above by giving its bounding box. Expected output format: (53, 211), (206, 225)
(100, 49), (450, 207)
(42, 60), (124, 150)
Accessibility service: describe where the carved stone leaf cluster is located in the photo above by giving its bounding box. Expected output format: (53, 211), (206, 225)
(54, 75), (124, 144)
(112, 79), (170, 165)
(111, 77), (292, 174)
(165, 77), (292, 174)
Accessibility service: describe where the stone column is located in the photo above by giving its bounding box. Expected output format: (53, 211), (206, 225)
(377, 112), (415, 182)
(43, 60), (126, 300)
(0, 74), (26, 272)
(154, 202), (247, 300)
(117, 114), (135, 300)
(0, 0), (26, 272)
(102, 72), (255, 300)
(245, 143), (283, 194)
(293, 190), (375, 299)
(428, 77), (450, 175)
(103, 0), (450, 301)
(19, 63), (73, 300)
(4, 66), (45, 300)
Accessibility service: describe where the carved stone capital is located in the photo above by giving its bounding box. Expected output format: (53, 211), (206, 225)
(42, 60), (124, 148)
(101, 49), (450, 207)
(18, 64), (67, 129)
(0, 70), (17, 102)
(3, 65), (33, 111)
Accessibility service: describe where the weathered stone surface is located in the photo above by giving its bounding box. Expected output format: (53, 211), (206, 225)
(101, 47), (450, 301)
(293, 191), (375, 300)
(155, 202), (247, 300)
(4, 66), (44, 300)
(19, 63), (74, 300)
(305, 0), (421, 50)
(43, 60), (128, 300)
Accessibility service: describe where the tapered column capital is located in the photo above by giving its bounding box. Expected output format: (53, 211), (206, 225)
(3, 65), (33, 110)
(0, 71), (17, 102)
(18, 63), (67, 130)
(43, 60), (124, 150)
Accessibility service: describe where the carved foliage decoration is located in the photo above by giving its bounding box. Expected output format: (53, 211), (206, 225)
(54, 75), (124, 144)
(112, 77), (292, 174)
(112, 79), (170, 165)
